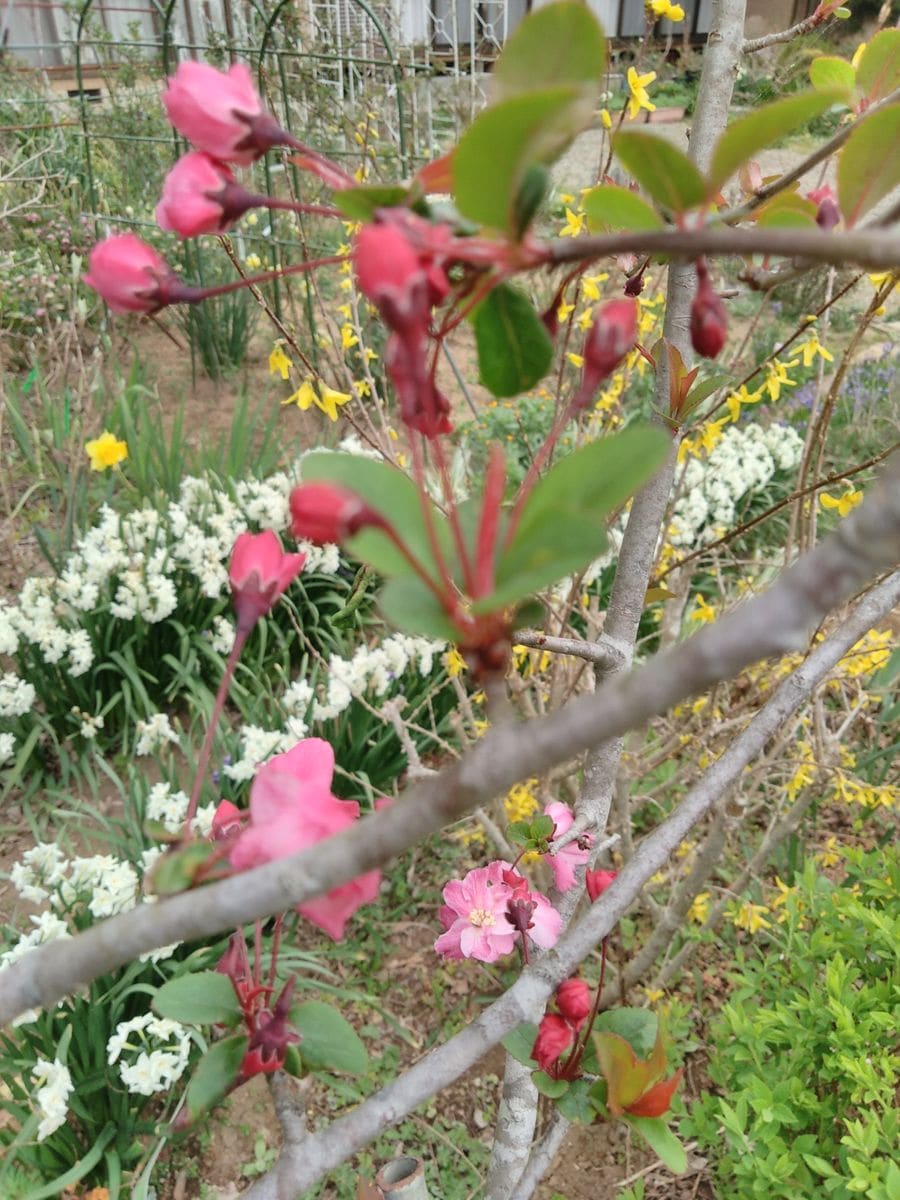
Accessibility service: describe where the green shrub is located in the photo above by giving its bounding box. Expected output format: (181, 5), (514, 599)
(681, 845), (900, 1200)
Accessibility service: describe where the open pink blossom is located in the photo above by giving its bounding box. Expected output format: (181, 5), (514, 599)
(83, 233), (180, 314)
(156, 151), (245, 239)
(542, 802), (593, 892)
(229, 530), (306, 633)
(434, 864), (517, 962)
(229, 738), (380, 939)
(162, 61), (286, 166)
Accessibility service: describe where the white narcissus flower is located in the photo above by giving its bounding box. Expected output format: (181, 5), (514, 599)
(31, 1057), (73, 1141)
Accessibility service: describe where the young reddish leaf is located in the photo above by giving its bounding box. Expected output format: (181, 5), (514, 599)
(493, 1), (607, 99)
(707, 91), (843, 195)
(624, 1067), (683, 1116)
(594, 1031), (657, 1113)
(838, 104), (900, 225)
(613, 131), (706, 214)
(855, 30), (900, 106)
(582, 183), (664, 232)
(415, 150), (455, 193)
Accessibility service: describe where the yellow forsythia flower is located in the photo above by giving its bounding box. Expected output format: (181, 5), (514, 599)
(600, 108), (612, 129)
(820, 487), (863, 517)
(627, 67), (657, 120)
(560, 207), (585, 237)
(282, 380), (318, 411)
(649, 0), (685, 20)
(444, 647), (467, 677)
(690, 593), (716, 623)
(85, 431), (127, 472)
(316, 384), (352, 422)
(731, 901), (771, 934)
(688, 892), (711, 924)
(269, 344), (293, 380)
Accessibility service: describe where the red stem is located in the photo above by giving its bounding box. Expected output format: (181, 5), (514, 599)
(182, 627), (248, 831)
(178, 255), (346, 304)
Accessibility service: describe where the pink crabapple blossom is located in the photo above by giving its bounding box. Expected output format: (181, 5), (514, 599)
(532, 1013), (576, 1074)
(162, 61), (287, 166)
(229, 738), (380, 940)
(434, 863), (518, 962)
(542, 801), (593, 892)
(555, 977), (593, 1030)
(289, 482), (382, 546)
(228, 530), (306, 634)
(690, 260), (728, 359)
(82, 233), (180, 314)
(586, 868), (619, 902)
(156, 152), (245, 239)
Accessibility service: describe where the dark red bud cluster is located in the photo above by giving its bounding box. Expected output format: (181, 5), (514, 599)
(690, 261), (727, 360)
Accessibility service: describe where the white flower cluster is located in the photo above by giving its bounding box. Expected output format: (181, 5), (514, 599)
(135, 711), (179, 756)
(222, 633), (443, 781)
(0, 909), (71, 970)
(0, 671), (36, 718)
(106, 1012), (192, 1096)
(0, 731), (15, 766)
(669, 423), (804, 549)
(145, 780), (216, 836)
(0, 465), (339, 689)
(31, 1057), (74, 1140)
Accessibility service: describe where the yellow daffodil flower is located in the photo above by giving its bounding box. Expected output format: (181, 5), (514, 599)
(316, 383), (352, 422)
(85, 431), (127, 471)
(820, 486), (863, 517)
(560, 207), (585, 237)
(282, 379), (318, 410)
(627, 67), (657, 120)
(268, 344), (293, 380)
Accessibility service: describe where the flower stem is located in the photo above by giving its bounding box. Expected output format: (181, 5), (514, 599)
(182, 627), (248, 832)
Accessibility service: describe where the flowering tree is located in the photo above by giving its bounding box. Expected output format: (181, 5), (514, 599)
(2, 0), (899, 1196)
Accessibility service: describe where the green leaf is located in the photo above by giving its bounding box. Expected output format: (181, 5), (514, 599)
(454, 88), (594, 231)
(150, 842), (217, 896)
(613, 131), (706, 213)
(556, 1077), (596, 1123)
(532, 1070), (570, 1098)
(153, 972), (242, 1027)
(594, 1008), (658, 1059)
(531, 814), (555, 839)
(289, 1000), (369, 1075)
(184, 1035), (247, 1122)
(501, 1022), (540, 1066)
(473, 283), (554, 397)
(493, 1), (606, 99)
(855, 29), (900, 105)
(707, 91), (843, 194)
(506, 821), (532, 846)
(582, 183), (665, 233)
(756, 193), (819, 228)
(282, 1044), (304, 1078)
(333, 185), (410, 222)
(487, 425), (669, 610)
(682, 372), (733, 415)
(512, 163), (551, 239)
(624, 1115), (688, 1174)
(809, 56), (857, 100)
(302, 451), (451, 580)
(379, 577), (459, 641)
(838, 104), (900, 225)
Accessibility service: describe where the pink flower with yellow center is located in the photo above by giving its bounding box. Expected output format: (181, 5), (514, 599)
(434, 864), (516, 962)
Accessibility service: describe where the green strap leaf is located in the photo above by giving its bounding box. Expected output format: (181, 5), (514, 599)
(153, 971), (243, 1026)
(473, 282), (554, 398)
(184, 1034), (248, 1122)
(493, 0), (607, 99)
(582, 183), (665, 232)
(838, 103), (900, 225)
(289, 1000), (369, 1075)
(624, 1115), (688, 1174)
(613, 131), (706, 213)
(855, 29), (900, 105)
(809, 55), (856, 100)
(707, 90), (843, 194)
(454, 88), (594, 232)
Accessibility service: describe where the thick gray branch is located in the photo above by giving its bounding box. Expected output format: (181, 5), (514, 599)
(0, 462), (898, 1027)
(241, 568), (900, 1195)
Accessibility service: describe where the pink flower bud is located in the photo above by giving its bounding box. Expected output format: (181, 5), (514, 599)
(690, 263), (728, 359)
(353, 223), (430, 331)
(228, 530), (306, 632)
(289, 482), (381, 545)
(574, 298), (638, 409)
(585, 868), (618, 902)
(83, 233), (180, 314)
(215, 930), (251, 989)
(532, 1013), (575, 1073)
(162, 62), (288, 166)
(556, 978), (593, 1030)
(807, 185), (841, 231)
(156, 151), (250, 239)
(210, 799), (246, 841)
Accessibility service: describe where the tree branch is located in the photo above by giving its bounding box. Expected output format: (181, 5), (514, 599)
(743, 8), (833, 53)
(239, 567), (900, 1195)
(1, 458), (898, 1027)
(513, 630), (624, 668)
